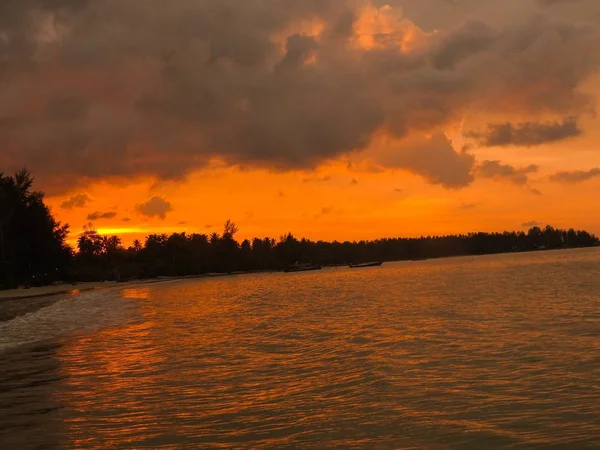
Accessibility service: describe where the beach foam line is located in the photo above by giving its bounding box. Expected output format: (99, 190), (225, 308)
(0, 289), (139, 353)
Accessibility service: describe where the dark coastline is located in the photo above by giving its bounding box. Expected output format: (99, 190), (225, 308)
(3, 246), (599, 325)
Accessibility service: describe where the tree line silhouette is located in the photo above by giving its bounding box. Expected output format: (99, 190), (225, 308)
(1, 169), (599, 288)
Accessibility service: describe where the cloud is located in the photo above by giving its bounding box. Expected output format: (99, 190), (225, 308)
(86, 211), (117, 221)
(460, 203), (476, 210)
(350, 178), (359, 185)
(0, 1), (599, 191)
(477, 160), (539, 185)
(522, 220), (541, 228)
(314, 206), (343, 218)
(61, 192), (92, 209)
(302, 175), (331, 183)
(136, 196), (173, 220)
(122, 217), (132, 222)
(530, 188), (543, 196)
(549, 167), (600, 183)
(378, 134), (475, 188)
(468, 118), (582, 147)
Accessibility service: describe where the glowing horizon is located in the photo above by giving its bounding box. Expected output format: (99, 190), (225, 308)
(2, 1), (600, 247)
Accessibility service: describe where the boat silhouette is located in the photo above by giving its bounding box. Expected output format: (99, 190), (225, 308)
(284, 262), (322, 273)
(348, 261), (383, 268)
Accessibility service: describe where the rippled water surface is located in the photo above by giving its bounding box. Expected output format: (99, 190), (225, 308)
(2, 249), (600, 449)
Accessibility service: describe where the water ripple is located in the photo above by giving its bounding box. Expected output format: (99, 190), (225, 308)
(1, 249), (600, 448)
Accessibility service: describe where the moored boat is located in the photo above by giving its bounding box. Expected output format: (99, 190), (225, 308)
(348, 261), (383, 268)
(284, 262), (322, 273)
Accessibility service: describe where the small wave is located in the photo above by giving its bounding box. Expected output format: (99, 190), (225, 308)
(0, 290), (137, 352)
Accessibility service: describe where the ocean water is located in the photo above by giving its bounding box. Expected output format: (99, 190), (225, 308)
(1, 248), (600, 449)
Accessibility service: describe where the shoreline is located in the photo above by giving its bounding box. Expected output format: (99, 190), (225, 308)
(0, 281), (140, 302)
(2, 245), (598, 303)
(0, 279), (176, 324)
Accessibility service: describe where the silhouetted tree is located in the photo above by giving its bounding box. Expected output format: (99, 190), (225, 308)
(0, 169), (71, 287)
(2, 168), (599, 288)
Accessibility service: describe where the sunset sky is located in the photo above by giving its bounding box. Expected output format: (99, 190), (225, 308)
(2, 0), (600, 246)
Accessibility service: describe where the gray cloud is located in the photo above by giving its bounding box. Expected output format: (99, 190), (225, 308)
(522, 220), (541, 227)
(380, 134), (475, 188)
(468, 118), (582, 147)
(0, 0), (598, 191)
(477, 160), (539, 185)
(549, 167), (600, 183)
(60, 192), (92, 209)
(136, 196), (173, 220)
(86, 211), (117, 221)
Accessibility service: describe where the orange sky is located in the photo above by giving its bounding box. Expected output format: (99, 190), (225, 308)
(49, 120), (600, 247)
(4, 1), (600, 246)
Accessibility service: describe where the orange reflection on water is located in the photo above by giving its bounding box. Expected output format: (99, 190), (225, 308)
(42, 250), (600, 448)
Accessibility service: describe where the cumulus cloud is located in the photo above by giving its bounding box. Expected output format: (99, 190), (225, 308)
(87, 211), (117, 221)
(379, 134), (475, 188)
(0, 0), (598, 190)
(477, 160), (539, 185)
(549, 167), (600, 183)
(468, 118), (582, 147)
(60, 192), (92, 209)
(136, 196), (173, 220)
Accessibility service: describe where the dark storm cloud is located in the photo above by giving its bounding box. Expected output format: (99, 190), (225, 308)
(86, 211), (117, 221)
(468, 118), (582, 147)
(0, 0), (599, 191)
(477, 161), (539, 185)
(549, 167), (600, 183)
(431, 21), (499, 70)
